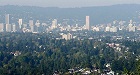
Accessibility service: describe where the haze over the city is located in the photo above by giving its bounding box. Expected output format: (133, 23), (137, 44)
(0, 0), (140, 7)
(0, 0), (140, 75)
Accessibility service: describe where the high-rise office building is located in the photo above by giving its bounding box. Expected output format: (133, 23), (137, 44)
(0, 23), (4, 32)
(29, 20), (33, 26)
(54, 19), (57, 26)
(51, 19), (57, 29)
(35, 20), (41, 32)
(86, 16), (90, 30)
(29, 20), (34, 32)
(5, 14), (10, 24)
(35, 20), (40, 27)
(6, 24), (12, 32)
(18, 19), (23, 29)
(12, 24), (16, 32)
(128, 20), (136, 32)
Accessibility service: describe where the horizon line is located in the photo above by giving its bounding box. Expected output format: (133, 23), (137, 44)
(0, 3), (139, 8)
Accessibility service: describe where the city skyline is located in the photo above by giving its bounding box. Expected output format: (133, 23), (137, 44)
(0, 13), (137, 33)
(0, 1), (139, 75)
(0, 0), (140, 8)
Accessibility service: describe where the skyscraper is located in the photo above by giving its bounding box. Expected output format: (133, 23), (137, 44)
(86, 16), (90, 30)
(29, 20), (34, 32)
(18, 19), (23, 29)
(6, 24), (11, 32)
(29, 20), (33, 26)
(128, 20), (136, 32)
(0, 23), (4, 32)
(51, 19), (57, 29)
(5, 14), (9, 24)
(12, 24), (16, 32)
(35, 20), (40, 27)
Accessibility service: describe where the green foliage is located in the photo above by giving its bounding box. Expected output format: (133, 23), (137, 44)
(0, 33), (139, 74)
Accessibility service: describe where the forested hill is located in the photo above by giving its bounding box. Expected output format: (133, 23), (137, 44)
(0, 33), (139, 75)
(0, 4), (140, 24)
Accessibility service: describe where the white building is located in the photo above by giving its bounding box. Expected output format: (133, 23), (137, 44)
(0, 23), (4, 32)
(92, 26), (100, 32)
(29, 20), (34, 32)
(128, 20), (136, 32)
(110, 26), (117, 32)
(107, 70), (115, 75)
(62, 33), (73, 40)
(35, 20), (40, 27)
(5, 14), (9, 24)
(86, 16), (90, 30)
(18, 19), (22, 29)
(6, 24), (12, 32)
(128, 23), (136, 32)
(51, 19), (57, 29)
(105, 26), (110, 32)
(12, 24), (16, 32)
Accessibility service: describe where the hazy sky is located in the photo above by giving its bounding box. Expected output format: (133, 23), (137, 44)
(0, 0), (140, 8)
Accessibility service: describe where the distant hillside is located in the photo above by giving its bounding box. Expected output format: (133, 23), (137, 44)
(0, 4), (140, 24)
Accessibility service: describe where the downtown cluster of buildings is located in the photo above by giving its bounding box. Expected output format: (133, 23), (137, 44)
(0, 14), (90, 33)
(93, 19), (137, 32)
(0, 14), (139, 34)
